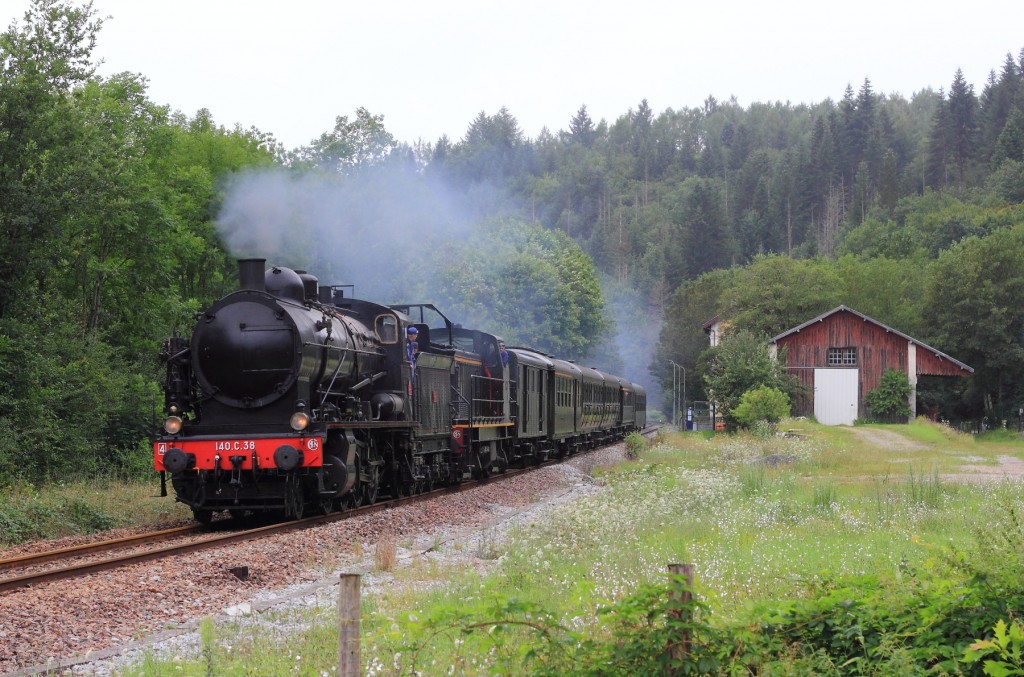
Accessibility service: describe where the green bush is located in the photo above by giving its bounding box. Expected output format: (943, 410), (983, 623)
(866, 368), (912, 421)
(732, 386), (791, 430)
(395, 579), (723, 676)
(702, 331), (803, 430)
(0, 504), (36, 546)
(0, 304), (159, 485)
(625, 432), (646, 459)
(964, 619), (1024, 675)
(65, 497), (118, 532)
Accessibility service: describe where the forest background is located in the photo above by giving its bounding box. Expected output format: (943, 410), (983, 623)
(2, 0), (1024, 484)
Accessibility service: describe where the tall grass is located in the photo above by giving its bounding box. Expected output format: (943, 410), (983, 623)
(0, 478), (188, 547)
(811, 480), (838, 511)
(905, 466), (952, 507)
(738, 463), (766, 495)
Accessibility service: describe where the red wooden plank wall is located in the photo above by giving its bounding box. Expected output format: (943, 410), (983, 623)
(916, 349), (970, 377)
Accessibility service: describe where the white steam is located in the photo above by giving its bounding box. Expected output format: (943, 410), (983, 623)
(216, 165), (474, 303)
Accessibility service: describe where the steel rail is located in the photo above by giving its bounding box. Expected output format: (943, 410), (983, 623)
(0, 524), (205, 572)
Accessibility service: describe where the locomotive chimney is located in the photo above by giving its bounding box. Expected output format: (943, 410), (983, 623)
(238, 258), (266, 292)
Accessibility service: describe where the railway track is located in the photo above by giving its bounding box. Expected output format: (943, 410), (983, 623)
(0, 523), (204, 574)
(0, 487), (448, 594)
(0, 429), (659, 594)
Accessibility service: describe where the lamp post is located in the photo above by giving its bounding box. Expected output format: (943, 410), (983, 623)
(680, 362), (688, 430)
(668, 361), (677, 426)
(670, 360), (686, 429)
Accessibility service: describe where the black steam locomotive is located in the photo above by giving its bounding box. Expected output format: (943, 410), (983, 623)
(154, 259), (646, 522)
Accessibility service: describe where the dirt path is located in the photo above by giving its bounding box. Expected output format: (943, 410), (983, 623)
(846, 426), (1024, 482)
(846, 427), (929, 452)
(945, 455), (1024, 482)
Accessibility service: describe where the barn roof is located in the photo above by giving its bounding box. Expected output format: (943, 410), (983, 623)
(770, 305), (974, 373)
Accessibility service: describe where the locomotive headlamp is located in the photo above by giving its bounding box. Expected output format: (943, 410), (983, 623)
(290, 411), (310, 431)
(163, 416), (183, 435)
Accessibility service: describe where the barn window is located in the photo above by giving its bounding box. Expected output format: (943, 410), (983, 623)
(828, 347), (857, 366)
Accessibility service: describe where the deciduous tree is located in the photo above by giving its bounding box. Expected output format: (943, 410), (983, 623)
(294, 107), (396, 171)
(923, 224), (1024, 418)
(703, 330), (801, 428)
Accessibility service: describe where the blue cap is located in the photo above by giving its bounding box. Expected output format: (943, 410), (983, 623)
(407, 326), (418, 334)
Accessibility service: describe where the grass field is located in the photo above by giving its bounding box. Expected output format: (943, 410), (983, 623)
(0, 477), (189, 546)
(21, 419), (1024, 675)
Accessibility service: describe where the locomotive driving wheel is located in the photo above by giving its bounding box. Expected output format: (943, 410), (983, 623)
(347, 487), (363, 509)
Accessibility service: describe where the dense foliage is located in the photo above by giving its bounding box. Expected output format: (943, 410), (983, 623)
(703, 331), (802, 429)
(865, 368), (913, 421)
(0, 1), (275, 483)
(429, 218), (608, 358)
(2, 0), (1023, 483)
(392, 551), (1024, 676)
(732, 386), (792, 431)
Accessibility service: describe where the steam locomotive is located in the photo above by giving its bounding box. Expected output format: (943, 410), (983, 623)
(153, 259), (646, 522)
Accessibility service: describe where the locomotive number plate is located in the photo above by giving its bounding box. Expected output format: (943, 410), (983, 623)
(213, 440), (256, 452)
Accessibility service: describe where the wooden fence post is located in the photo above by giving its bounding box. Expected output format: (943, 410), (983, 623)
(668, 563), (694, 669)
(338, 573), (361, 677)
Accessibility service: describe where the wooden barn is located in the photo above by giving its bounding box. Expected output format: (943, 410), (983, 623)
(769, 306), (973, 425)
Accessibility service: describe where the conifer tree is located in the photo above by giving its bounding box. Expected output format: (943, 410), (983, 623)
(993, 107), (1024, 165)
(947, 68), (979, 185)
(568, 105), (598, 147)
(925, 89), (950, 188)
(631, 99), (654, 204)
(979, 54), (1020, 160)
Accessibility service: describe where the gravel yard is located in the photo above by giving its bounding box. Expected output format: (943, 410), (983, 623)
(0, 445), (627, 676)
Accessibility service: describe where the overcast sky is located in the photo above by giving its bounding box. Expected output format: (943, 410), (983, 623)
(18, 0), (1024, 150)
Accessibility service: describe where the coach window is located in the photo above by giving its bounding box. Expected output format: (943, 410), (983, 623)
(375, 314), (399, 344)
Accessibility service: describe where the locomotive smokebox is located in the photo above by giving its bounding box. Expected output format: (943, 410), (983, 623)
(238, 258), (266, 292)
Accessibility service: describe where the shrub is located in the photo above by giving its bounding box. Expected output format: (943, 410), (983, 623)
(732, 386), (791, 430)
(396, 579), (723, 676)
(866, 368), (912, 421)
(964, 619), (1024, 675)
(65, 497), (118, 532)
(625, 432), (646, 459)
(0, 504), (36, 546)
(702, 331), (803, 429)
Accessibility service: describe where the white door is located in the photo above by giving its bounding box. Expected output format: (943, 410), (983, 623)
(814, 369), (859, 425)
